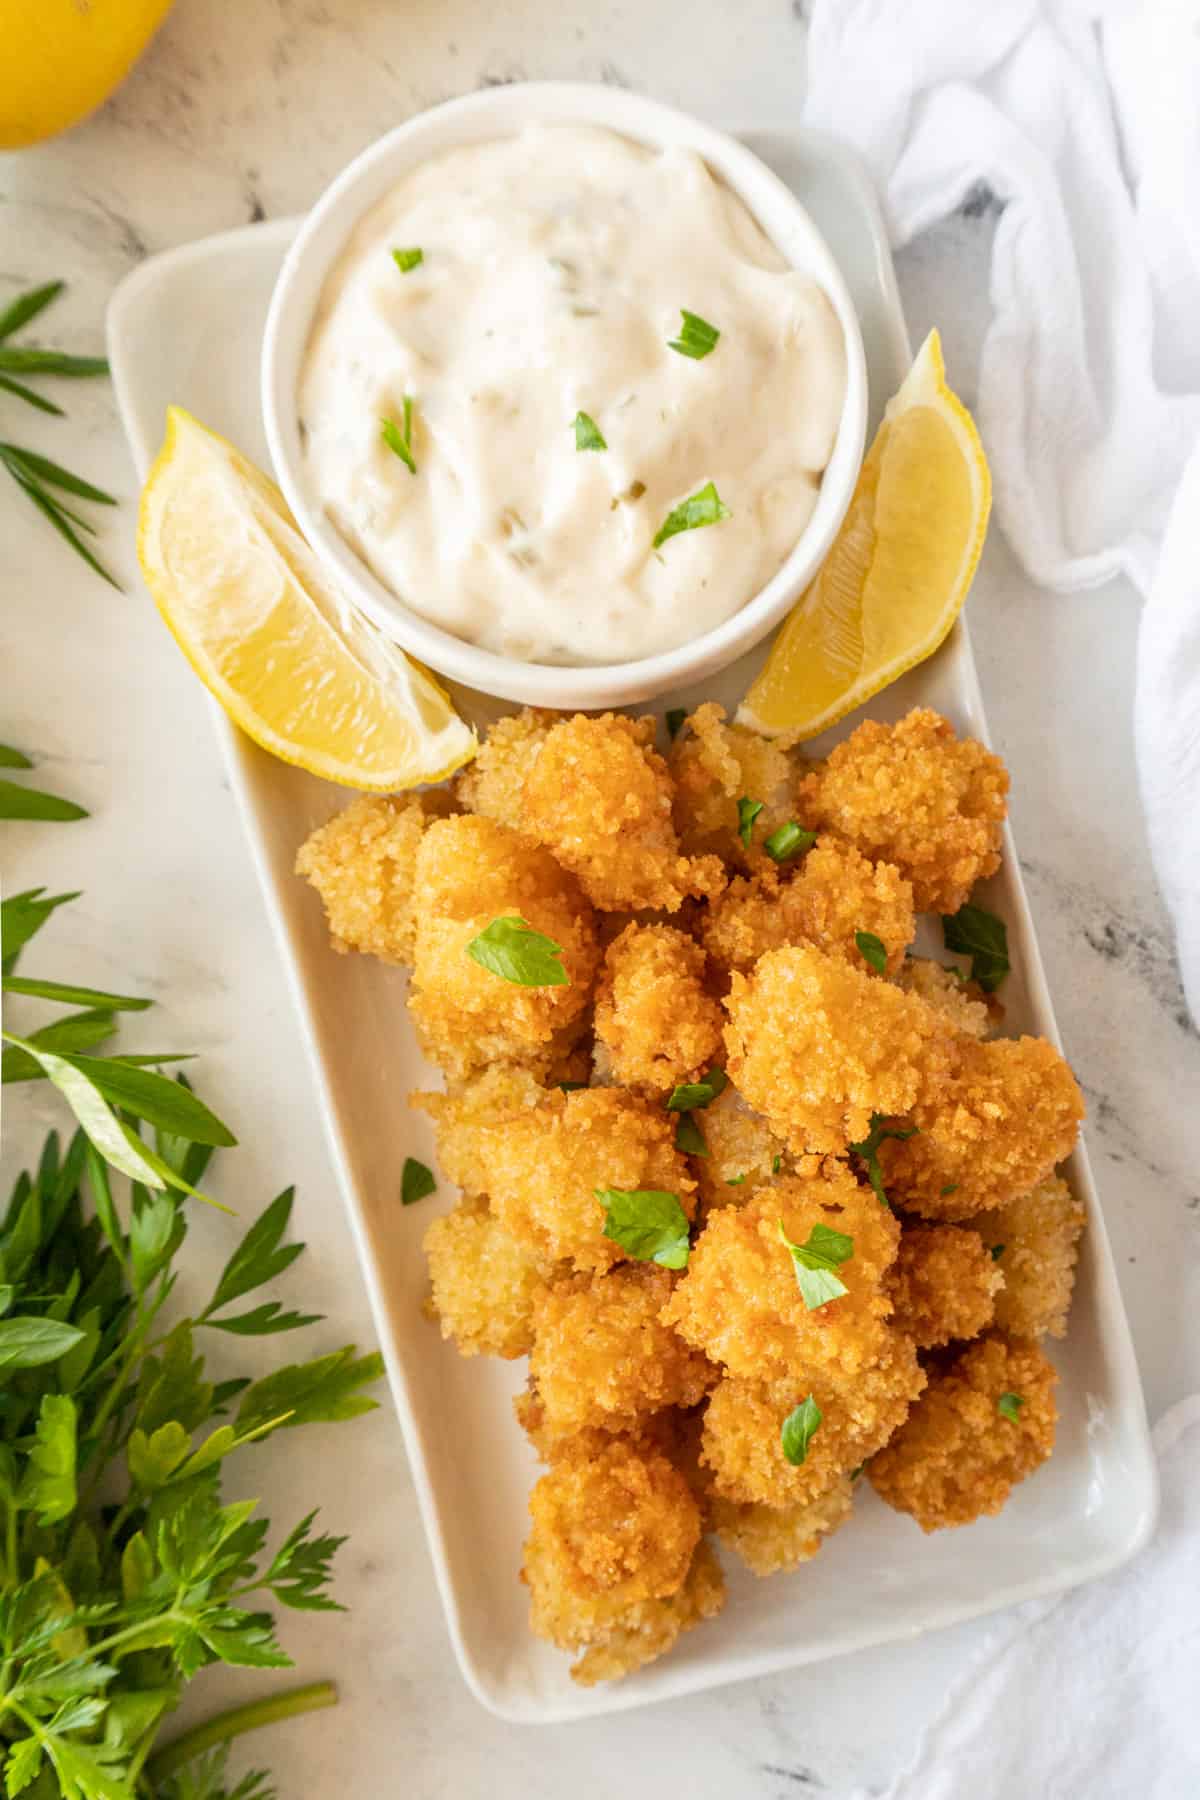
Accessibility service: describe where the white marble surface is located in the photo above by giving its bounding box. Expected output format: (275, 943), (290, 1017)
(3, 2), (1199, 1794)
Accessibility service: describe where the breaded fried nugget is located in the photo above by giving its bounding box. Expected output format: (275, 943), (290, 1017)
(711, 1475), (854, 1576)
(570, 1540), (726, 1686)
(483, 1086), (696, 1272)
(894, 957), (991, 1038)
(529, 1266), (714, 1443)
(880, 1036), (1084, 1219)
(522, 713), (726, 912)
(692, 1086), (792, 1216)
(454, 706), (556, 831)
(593, 923), (723, 1094)
(669, 701), (798, 870)
(408, 814), (599, 1078)
(889, 1223), (1002, 1349)
(798, 708), (1009, 913)
(701, 839), (915, 977)
(522, 1436), (712, 1683)
(975, 1176), (1086, 1339)
(723, 944), (954, 1154)
(295, 790), (453, 966)
(423, 1195), (549, 1359)
(868, 1334), (1057, 1530)
(702, 1344), (925, 1509)
(413, 1064), (546, 1197)
(662, 1171), (901, 1389)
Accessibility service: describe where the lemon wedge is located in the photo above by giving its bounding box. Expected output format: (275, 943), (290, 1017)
(738, 330), (990, 741)
(138, 408), (476, 790)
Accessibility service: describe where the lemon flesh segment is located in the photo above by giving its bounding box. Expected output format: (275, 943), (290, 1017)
(738, 330), (990, 741)
(138, 408), (476, 791)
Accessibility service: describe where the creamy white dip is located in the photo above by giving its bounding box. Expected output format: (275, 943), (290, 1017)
(298, 124), (847, 666)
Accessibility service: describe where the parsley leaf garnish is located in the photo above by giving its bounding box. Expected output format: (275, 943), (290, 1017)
(653, 481), (730, 549)
(764, 821), (816, 863)
(855, 929), (888, 974)
(737, 796), (763, 849)
(997, 1391), (1025, 1423)
(598, 1187), (691, 1270)
(666, 1069), (727, 1112)
(668, 309), (720, 360)
(674, 1114), (708, 1157)
(781, 1395), (822, 1465)
(572, 410), (607, 451)
(941, 903), (1010, 992)
(392, 247), (424, 273)
(990, 1242), (1005, 1260)
(381, 396), (418, 475)
(778, 1219), (853, 1310)
(665, 708), (687, 740)
(727, 1173), (747, 1186)
(848, 1113), (918, 1207)
(466, 915), (568, 987)
(401, 1157), (436, 1206)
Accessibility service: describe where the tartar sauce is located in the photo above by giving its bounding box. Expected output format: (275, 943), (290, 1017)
(298, 124), (847, 666)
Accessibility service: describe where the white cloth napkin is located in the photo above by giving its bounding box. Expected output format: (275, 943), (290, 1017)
(848, 1398), (1200, 1799)
(803, 0), (1200, 1020)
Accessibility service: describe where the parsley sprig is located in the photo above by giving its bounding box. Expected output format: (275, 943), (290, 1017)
(778, 1219), (854, 1310)
(848, 1113), (918, 1208)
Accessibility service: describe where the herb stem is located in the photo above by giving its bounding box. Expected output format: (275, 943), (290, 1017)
(144, 1681), (338, 1784)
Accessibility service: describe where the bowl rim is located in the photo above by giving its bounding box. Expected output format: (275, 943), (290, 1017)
(260, 80), (869, 709)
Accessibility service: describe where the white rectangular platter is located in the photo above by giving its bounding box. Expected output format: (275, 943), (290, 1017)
(107, 125), (1157, 1724)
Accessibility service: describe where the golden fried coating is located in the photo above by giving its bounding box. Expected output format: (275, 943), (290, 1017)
(868, 1334), (1057, 1531)
(481, 1085), (696, 1273)
(691, 1086), (792, 1216)
(295, 791), (453, 966)
(662, 1171), (901, 1390)
(711, 1476), (854, 1576)
(669, 701), (798, 870)
(528, 1266), (715, 1443)
(522, 1436), (707, 1682)
(521, 713), (726, 913)
(723, 943), (954, 1154)
(888, 1223), (1002, 1349)
(975, 1176), (1086, 1340)
(880, 1036), (1084, 1219)
(571, 1539), (726, 1686)
(593, 924), (723, 1094)
(423, 1195), (549, 1359)
(413, 1063), (546, 1198)
(700, 839), (915, 977)
(702, 1343), (925, 1509)
(408, 814), (599, 1078)
(893, 957), (992, 1038)
(798, 708), (1009, 914)
(454, 706), (556, 831)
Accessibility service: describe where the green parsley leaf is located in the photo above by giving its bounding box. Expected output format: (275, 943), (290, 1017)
(202, 1189), (304, 1319)
(674, 1114), (708, 1157)
(0, 743), (32, 768)
(997, 1391), (1024, 1423)
(401, 1157), (436, 1207)
(392, 247), (424, 273)
(572, 410), (607, 451)
(237, 1347), (383, 1436)
(778, 1218), (853, 1309)
(781, 1394), (822, 1466)
(665, 708), (687, 740)
(772, 1154), (782, 1174)
(990, 1242), (1005, 1260)
(652, 480), (730, 549)
(941, 903), (1010, 992)
(940, 1183), (959, 1196)
(666, 1068), (727, 1112)
(598, 1187), (691, 1270)
(668, 309), (720, 360)
(0, 1316), (84, 1370)
(467, 915), (569, 987)
(0, 775), (87, 821)
(737, 796), (763, 849)
(726, 1173), (747, 1186)
(558, 1080), (587, 1092)
(381, 397), (418, 475)
(764, 821), (816, 863)
(848, 1112), (918, 1207)
(18, 1394), (77, 1526)
(849, 1461), (865, 1480)
(855, 929), (888, 974)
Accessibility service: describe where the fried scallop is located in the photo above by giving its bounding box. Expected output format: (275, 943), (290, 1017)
(407, 813), (599, 1078)
(454, 705), (557, 831)
(700, 838), (915, 977)
(690, 1086), (792, 1217)
(880, 1036), (1085, 1219)
(893, 956), (992, 1038)
(868, 1334), (1057, 1531)
(528, 1265), (714, 1443)
(711, 1475), (854, 1576)
(295, 790), (453, 966)
(482, 1085), (696, 1273)
(668, 701), (799, 870)
(723, 943), (955, 1155)
(888, 1223), (1003, 1350)
(974, 1176), (1086, 1339)
(798, 708), (1009, 914)
(423, 1194), (549, 1359)
(569, 1540), (726, 1686)
(593, 923), (723, 1094)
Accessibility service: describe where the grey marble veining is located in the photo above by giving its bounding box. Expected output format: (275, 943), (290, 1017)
(3, 3), (1199, 1795)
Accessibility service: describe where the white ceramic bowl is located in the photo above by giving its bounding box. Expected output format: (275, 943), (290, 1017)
(262, 82), (868, 709)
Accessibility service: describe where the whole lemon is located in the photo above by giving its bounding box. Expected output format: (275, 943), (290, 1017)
(0, 0), (175, 149)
